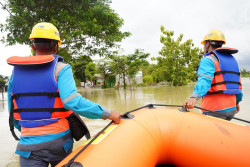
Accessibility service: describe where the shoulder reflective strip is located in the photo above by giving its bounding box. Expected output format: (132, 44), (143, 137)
(54, 62), (62, 78)
(207, 55), (218, 62)
(198, 74), (213, 80)
(56, 63), (67, 81)
(62, 93), (81, 104)
(55, 62), (67, 81)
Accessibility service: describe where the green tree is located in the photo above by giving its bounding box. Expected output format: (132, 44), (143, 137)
(71, 55), (93, 85)
(0, 75), (9, 88)
(240, 69), (250, 77)
(143, 75), (153, 85)
(85, 62), (97, 85)
(126, 49), (149, 87)
(110, 55), (127, 89)
(154, 26), (203, 86)
(0, 0), (130, 56)
(110, 49), (149, 89)
(97, 58), (113, 88)
(0, 75), (9, 98)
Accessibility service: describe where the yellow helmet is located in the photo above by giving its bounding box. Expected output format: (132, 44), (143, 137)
(29, 22), (62, 46)
(201, 29), (226, 45)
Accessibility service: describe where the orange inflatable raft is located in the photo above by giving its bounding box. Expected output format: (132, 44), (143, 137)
(57, 105), (250, 167)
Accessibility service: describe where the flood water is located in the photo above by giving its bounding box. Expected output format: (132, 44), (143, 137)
(1, 78), (250, 166)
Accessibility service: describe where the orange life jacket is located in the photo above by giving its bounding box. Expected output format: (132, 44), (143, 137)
(7, 55), (73, 139)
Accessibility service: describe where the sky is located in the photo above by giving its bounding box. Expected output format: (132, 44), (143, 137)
(1, 0), (250, 76)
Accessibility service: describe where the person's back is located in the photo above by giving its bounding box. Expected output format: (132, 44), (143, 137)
(7, 22), (120, 167)
(183, 30), (243, 120)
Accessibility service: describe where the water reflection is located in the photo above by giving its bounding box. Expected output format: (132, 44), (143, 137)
(1, 79), (250, 166)
(80, 84), (196, 114)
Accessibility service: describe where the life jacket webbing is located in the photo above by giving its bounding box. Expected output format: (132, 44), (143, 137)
(214, 71), (240, 76)
(12, 92), (60, 99)
(10, 96), (20, 140)
(13, 108), (68, 113)
(211, 81), (241, 87)
(206, 90), (224, 95)
(9, 92), (69, 141)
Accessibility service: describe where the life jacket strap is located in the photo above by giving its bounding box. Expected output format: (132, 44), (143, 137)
(12, 92), (60, 99)
(13, 108), (68, 113)
(214, 71), (240, 76)
(211, 81), (241, 87)
(207, 91), (224, 95)
(10, 96), (20, 140)
(9, 92), (66, 141)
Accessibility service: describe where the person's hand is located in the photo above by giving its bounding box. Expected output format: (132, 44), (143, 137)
(109, 110), (121, 124)
(236, 104), (240, 113)
(183, 97), (197, 109)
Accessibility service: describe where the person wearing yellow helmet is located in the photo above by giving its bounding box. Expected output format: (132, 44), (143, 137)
(183, 29), (243, 120)
(29, 22), (62, 54)
(7, 22), (121, 166)
(201, 29), (226, 53)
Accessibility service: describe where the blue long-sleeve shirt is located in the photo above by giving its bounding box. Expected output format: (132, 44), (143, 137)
(190, 56), (243, 103)
(7, 58), (112, 158)
(8, 64), (111, 122)
(56, 64), (111, 119)
(7, 63), (111, 149)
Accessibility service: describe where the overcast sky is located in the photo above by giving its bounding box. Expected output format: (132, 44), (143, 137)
(1, 0), (250, 76)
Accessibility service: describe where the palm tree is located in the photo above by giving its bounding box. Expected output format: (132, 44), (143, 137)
(0, 75), (9, 99)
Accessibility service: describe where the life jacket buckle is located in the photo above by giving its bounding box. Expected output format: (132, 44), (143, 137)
(12, 94), (19, 99)
(14, 109), (21, 113)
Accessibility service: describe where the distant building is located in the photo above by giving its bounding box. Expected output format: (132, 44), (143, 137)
(96, 75), (103, 86)
(95, 75), (116, 88)
(116, 71), (143, 86)
(80, 80), (93, 88)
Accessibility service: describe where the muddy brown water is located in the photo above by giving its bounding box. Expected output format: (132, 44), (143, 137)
(1, 78), (249, 166)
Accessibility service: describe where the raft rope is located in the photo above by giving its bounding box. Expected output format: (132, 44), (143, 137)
(62, 104), (250, 167)
(62, 104), (150, 167)
(150, 104), (250, 124)
(193, 105), (250, 124)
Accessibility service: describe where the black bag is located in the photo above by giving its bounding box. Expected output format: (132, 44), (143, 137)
(66, 113), (91, 141)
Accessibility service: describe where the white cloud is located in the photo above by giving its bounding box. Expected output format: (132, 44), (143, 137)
(111, 0), (250, 69)
(0, 8), (30, 76)
(0, 43), (30, 76)
(0, 0), (250, 77)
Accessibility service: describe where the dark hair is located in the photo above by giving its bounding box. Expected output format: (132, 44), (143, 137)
(209, 40), (224, 49)
(33, 38), (58, 53)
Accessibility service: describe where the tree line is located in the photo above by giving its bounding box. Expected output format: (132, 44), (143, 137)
(2, 1), (247, 89)
(68, 26), (203, 88)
